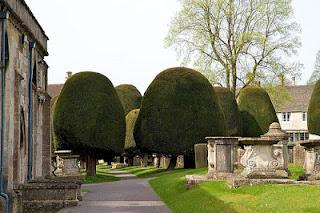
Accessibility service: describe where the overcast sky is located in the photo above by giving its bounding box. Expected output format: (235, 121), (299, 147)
(25, 0), (320, 93)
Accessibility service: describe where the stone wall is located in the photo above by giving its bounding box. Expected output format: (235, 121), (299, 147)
(0, 3), (50, 212)
(2, 0), (48, 54)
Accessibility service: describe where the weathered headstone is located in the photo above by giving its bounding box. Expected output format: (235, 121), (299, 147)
(300, 140), (320, 180)
(194, 143), (208, 168)
(206, 137), (238, 179)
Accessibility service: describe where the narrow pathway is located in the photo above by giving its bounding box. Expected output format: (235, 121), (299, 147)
(58, 170), (171, 213)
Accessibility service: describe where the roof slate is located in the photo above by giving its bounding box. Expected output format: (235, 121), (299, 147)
(276, 85), (315, 112)
(47, 84), (64, 98)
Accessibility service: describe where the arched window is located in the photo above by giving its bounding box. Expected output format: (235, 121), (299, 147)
(32, 62), (37, 86)
(5, 32), (9, 68)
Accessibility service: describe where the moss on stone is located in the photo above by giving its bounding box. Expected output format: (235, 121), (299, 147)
(214, 87), (242, 136)
(134, 67), (226, 155)
(238, 87), (278, 137)
(53, 72), (125, 154)
(115, 84), (142, 115)
(308, 80), (320, 135)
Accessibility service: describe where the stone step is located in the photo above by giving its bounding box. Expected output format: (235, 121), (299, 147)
(16, 178), (81, 201)
(18, 183), (79, 201)
(22, 200), (78, 213)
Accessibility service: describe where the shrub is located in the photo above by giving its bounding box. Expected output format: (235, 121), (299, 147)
(115, 84), (142, 115)
(308, 80), (320, 135)
(53, 72), (125, 154)
(134, 67), (226, 159)
(214, 87), (241, 136)
(50, 96), (59, 152)
(238, 87), (278, 137)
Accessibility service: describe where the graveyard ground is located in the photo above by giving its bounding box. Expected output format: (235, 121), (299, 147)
(120, 164), (320, 213)
(81, 164), (119, 184)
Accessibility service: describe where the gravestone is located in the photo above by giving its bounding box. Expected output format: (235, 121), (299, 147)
(194, 143), (208, 168)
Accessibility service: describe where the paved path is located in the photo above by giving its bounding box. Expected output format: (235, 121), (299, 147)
(58, 170), (172, 213)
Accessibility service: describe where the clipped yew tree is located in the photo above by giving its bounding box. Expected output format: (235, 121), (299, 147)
(214, 86), (242, 136)
(53, 72), (125, 176)
(50, 96), (59, 152)
(238, 87), (278, 137)
(308, 80), (320, 135)
(134, 67), (226, 169)
(115, 84), (142, 115)
(124, 109), (140, 165)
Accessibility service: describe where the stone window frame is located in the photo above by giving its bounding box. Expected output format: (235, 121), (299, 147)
(282, 112), (291, 122)
(302, 112), (307, 122)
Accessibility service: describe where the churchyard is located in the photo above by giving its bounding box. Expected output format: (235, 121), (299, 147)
(2, 0), (320, 212)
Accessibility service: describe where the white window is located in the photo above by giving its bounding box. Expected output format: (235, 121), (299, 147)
(282, 112), (291, 122)
(302, 112), (307, 121)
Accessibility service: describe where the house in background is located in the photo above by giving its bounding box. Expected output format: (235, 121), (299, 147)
(275, 85), (319, 142)
(47, 72), (72, 98)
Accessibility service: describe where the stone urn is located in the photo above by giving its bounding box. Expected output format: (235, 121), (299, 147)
(299, 140), (320, 180)
(239, 122), (289, 179)
(206, 137), (239, 179)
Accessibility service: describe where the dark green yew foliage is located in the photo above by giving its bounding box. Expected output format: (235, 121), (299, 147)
(53, 72), (125, 154)
(134, 67), (226, 155)
(238, 87), (278, 137)
(50, 96), (59, 152)
(115, 84), (142, 115)
(308, 80), (320, 135)
(214, 87), (242, 136)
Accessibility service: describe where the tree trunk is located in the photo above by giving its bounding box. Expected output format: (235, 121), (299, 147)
(80, 159), (86, 170)
(128, 157), (133, 166)
(184, 152), (195, 169)
(167, 155), (177, 170)
(87, 154), (97, 176)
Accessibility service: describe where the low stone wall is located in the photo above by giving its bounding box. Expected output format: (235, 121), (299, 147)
(13, 176), (81, 213)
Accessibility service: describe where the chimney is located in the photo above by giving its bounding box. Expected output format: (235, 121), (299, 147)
(292, 76), (296, 86)
(66, 71), (72, 80)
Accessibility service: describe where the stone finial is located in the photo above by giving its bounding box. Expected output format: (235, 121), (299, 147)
(261, 122), (288, 141)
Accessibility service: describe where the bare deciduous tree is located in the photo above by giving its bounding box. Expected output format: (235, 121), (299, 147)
(165, 0), (301, 96)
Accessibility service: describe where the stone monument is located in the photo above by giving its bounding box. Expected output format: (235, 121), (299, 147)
(206, 137), (239, 179)
(299, 140), (320, 180)
(239, 123), (288, 179)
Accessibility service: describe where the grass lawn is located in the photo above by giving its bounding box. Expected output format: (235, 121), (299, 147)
(123, 164), (320, 213)
(81, 164), (120, 184)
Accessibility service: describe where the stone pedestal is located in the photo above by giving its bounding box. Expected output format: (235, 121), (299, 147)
(206, 137), (238, 179)
(52, 150), (80, 177)
(239, 123), (289, 179)
(300, 140), (320, 180)
(239, 138), (288, 179)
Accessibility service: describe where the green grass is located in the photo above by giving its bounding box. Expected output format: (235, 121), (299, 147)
(288, 163), (304, 180)
(120, 166), (167, 178)
(81, 164), (120, 184)
(140, 165), (320, 213)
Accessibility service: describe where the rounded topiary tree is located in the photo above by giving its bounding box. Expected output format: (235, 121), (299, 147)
(214, 87), (242, 136)
(53, 72), (125, 176)
(124, 109), (140, 165)
(308, 80), (320, 135)
(115, 84), (142, 115)
(238, 87), (278, 137)
(50, 96), (59, 152)
(134, 67), (226, 169)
